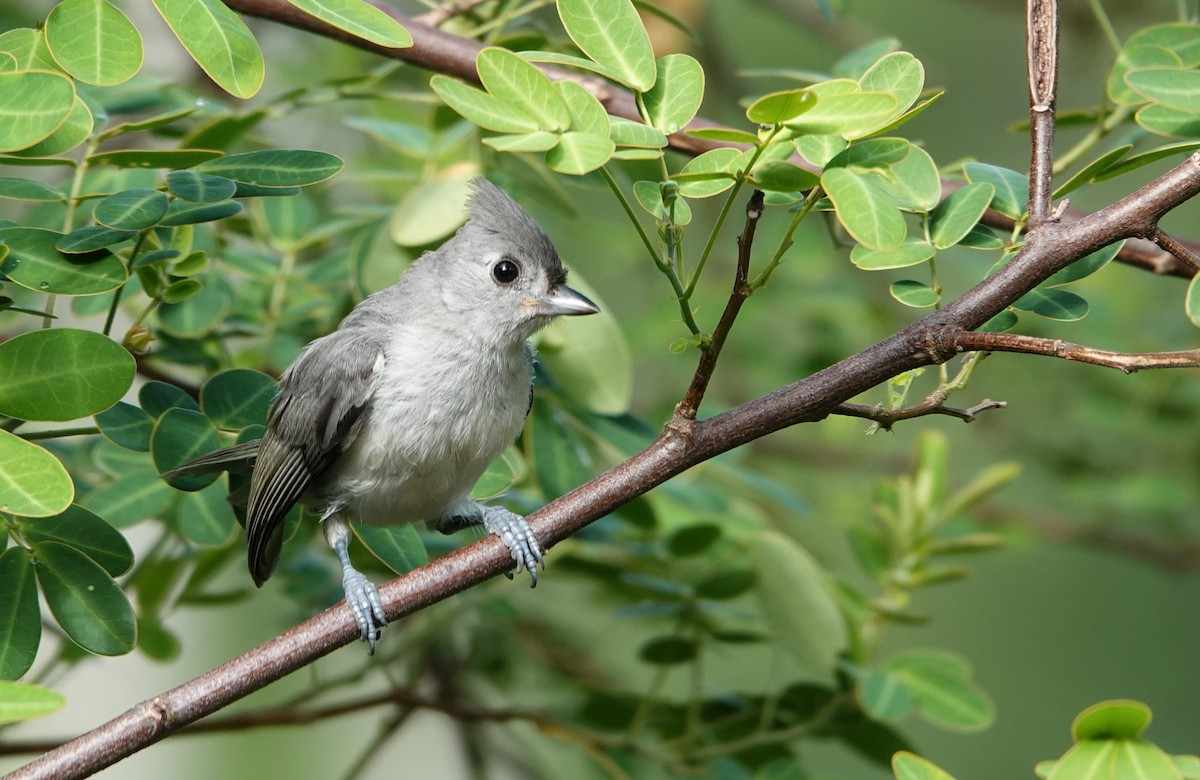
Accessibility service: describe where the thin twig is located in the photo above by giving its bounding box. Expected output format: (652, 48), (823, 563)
(952, 331), (1200, 373)
(1026, 0), (1059, 225)
(835, 395), (1007, 431)
(676, 190), (765, 419)
(1151, 229), (1200, 274)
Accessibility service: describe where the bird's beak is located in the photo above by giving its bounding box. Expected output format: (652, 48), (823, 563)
(535, 283), (600, 316)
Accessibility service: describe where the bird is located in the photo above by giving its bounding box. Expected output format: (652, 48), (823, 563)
(170, 178), (599, 651)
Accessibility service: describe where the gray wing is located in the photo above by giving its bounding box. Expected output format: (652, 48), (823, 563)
(246, 327), (386, 586)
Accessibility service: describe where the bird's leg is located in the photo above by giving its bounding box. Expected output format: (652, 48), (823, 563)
(322, 511), (387, 653)
(428, 502), (544, 587)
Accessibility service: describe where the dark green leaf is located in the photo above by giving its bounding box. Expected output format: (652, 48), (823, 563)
(22, 504), (133, 577)
(34, 541), (136, 656)
(355, 524), (427, 575)
(0, 548), (40, 679)
(87, 149), (223, 169)
(82, 469), (173, 528)
(93, 188), (169, 230)
(174, 481), (236, 546)
(529, 400), (591, 498)
(94, 402), (153, 451)
(56, 225), (137, 253)
(0, 178), (64, 201)
(1054, 145), (1133, 196)
(156, 273), (232, 337)
(194, 149), (343, 188)
(858, 667), (914, 720)
(139, 381), (199, 417)
(1012, 288), (1088, 320)
(1043, 241), (1122, 288)
(666, 523), (722, 556)
(749, 160), (819, 192)
(696, 569), (756, 600)
(1095, 141), (1200, 181)
(0, 329), (134, 422)
(200, 368), (276, 430)
(640, 636), (697, 665)
(165, 170), (238, 203)
(0, 226), (126, 295)
(151, 408), (222, 490)
(159, 199), (242, 226)
(962, 162), (1028, 220)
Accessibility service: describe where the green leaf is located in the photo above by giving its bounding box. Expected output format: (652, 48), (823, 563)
(1055, 145), (1133, 196)
(633, 180), (693, 225)
(1111, 741), (1186, 780)
(821, 167), (906, 251)
(747, 89), (816, 125)
(431, 76), (540, 133)
(858, 667), (914, 720)
(194, 149), (343, 187)
(858, 51), (924, 121)
(82, 469), (173, 528)
(826, 137), (910, 171)
(833, 37), (900, 80)
(1013, 287), (1088, 321)
(94, 188), (169, 230)
(529, 400), (592, 498)
(0, 548), (40, 679)
(96, 104), (199, 142)
(151, 408), (222, 490)
(0, 71), (76, 153)
(0, 177), (64, 201)
(667, 523), (721, 556)
(0, 28), (61, 72)
(1187, 274), (1200, 327)
(160, 199), (242, 226)
(517, 50), (628, 85)
(557, 80), (610, 136)
(476, 47), (570, 132)
(892, 752), (957, 780)
(676, 147), (740, 198)
(558, 0), (656, 92)
(21, 504), (133, 577)
(1107, 23), (1200, 104)
(200, 368), (276, 430)
(850, 237), (935, 270)
(355, 524), (427, 575)
(44, 0), (143, 86)
(166, 170), (237, 202)
(471, 451), (519, 499)
(0, 681), (64, 724)
(888, 650), (993, 731)
(685, 127), (759, 144)
(930, 182), (995, 249)
(257, 192), (316, 247)
(0, 431), (73, 517)
(749, 160), (820, 192)
(482, 131), (560, 153)
(56, 225), (137, 253)
(747, 530), (847, 675)
(1173, 755), (1200, 780)
(959, 224), (1004, 250)
(890, 279), (939, 308)
(9, 95), (93, 158)
(546, 132), (614, 174)
(785, 85), (898, 140)
(174, 480), (236, 546)
(286, 0), (412, 47)
(1073, 700), (1153, 741)
(879, 144), (941, 212)
(94, 401), (153, 451)
(388, 170), (473, 247)
(1125, 67), (1200, 112)
(139, 380), (199, 417)
(151, 0), (264, 98)
(0, 329), (134, 421)
(696, 569), (756, 600)
(795, 134), (848, 167)
(0, 227), (126, 295)
(640, 636), (696, 665)
(1095, 141), (1200, 182)
(962, 162), (1029, 221)
(609, 116), (668, 148)
(1043, 241), (1122, 287)
(160, 278), (202, 304)
(643, 53), (703, 133)
(1134, 103), (1200, 138)
(34, 541), (136, 656)
(87, 148), (223, 169)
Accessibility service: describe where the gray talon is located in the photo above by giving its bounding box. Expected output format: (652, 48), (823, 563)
(481, 506), (544, 585)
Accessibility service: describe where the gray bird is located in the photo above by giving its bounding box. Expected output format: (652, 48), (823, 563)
(173, 178), (599, 650)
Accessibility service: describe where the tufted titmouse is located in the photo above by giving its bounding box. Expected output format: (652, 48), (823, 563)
(174, 178), (599, 650)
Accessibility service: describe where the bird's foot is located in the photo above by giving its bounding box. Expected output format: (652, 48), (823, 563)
(341, 567), (387, 654)
(481, 506), (544, 587)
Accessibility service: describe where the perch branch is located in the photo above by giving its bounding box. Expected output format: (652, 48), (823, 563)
(1026, 0), (1059, 225)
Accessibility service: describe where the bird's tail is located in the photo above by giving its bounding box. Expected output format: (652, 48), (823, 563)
(162, 439), (262, 478)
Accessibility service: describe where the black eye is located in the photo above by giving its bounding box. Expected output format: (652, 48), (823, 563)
(492, 258), (520, 284)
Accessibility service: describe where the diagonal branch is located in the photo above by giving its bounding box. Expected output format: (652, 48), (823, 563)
(220, 0), (1200, 280)
(835, 396), (1007, 430)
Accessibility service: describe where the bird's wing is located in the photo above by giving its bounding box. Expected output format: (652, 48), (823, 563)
(246, 328), (387, 585)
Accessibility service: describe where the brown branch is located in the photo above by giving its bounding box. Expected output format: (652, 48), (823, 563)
(1026, 0), (1059, 225)
(676, 190), (764, 420)
(414, 0), (493, 27)
(952, 331), (1200, 373)
(1150, 229), (1200, 274)
(835, 395), (1007, 431)
(221, 0), (1200, 280)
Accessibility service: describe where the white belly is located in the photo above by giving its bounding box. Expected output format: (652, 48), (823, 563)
(315, 333), (532, 525)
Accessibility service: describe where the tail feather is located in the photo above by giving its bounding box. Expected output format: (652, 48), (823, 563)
(163, 439), (262, 478)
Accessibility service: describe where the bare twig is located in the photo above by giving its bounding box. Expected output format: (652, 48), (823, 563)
(1151, 229), (1200, 274)
(676, 190), (765, 420)
(952, 331), (1200, 373)
(835, 395), (1007, 431)
(1026, 0), (1059, 225)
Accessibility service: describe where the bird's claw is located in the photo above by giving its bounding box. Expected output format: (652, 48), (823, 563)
(342, 568), (387, 654)
(482, 507), (544, 587)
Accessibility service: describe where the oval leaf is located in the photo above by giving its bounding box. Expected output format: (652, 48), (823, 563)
(0, 682), (65, 725)
(286, 0), (412, 48)
(151, 0), (264, 98)
(355, 524), (428, 575)
(0, 548), (40, 680)
(558, 0), (656, 91)
(200, 368), (276, 430)
(643, 53), (704, 134)
(10, 95), (93, 158)
(890, 279), (940, 308)
(476, 47), (570, 132)
(545, 131), (614, 175)
(1073, 699), (1153, 741)
(151, 408), (222, 490)
(1012, 287), (1088, 321)
(93, 188), (169, 230)
(165, 170), (237, 202)
(34, 541), (136, 656)
(94, 401), (154, 451)
(821, 167), (906, 251)
(194, 149), (343, 187)
(930, 182), (995, 249)
(22, 504), (134, 577)
(45, 0), (143, 86)
(0, 329), (134, 421)
(431, 75), (540, 134)
(0, 71), (75, 152)
(0, 431), (74, 518)
(0, 226), (126, 295)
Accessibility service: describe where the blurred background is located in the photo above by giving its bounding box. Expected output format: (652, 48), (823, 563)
(1, 0), (1198, 778)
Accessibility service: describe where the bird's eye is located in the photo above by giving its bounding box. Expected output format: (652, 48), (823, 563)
(492, 258), (520, 285)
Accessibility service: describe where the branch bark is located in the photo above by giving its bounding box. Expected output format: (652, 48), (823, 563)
(1026, 0), (1059, 225)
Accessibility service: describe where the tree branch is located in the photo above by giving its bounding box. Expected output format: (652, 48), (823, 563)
(220, 0), (1200, 280)
(835, 396), (1007, 430)
(1026, 0), (1059, 225)
(676, 190), (764, 420)
(951, 331), (1200, 373)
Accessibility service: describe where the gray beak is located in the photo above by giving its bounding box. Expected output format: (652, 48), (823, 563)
(536, 283), (600, 316)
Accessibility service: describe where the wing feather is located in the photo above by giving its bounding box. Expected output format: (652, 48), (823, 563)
(245, 327), (387, 585)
